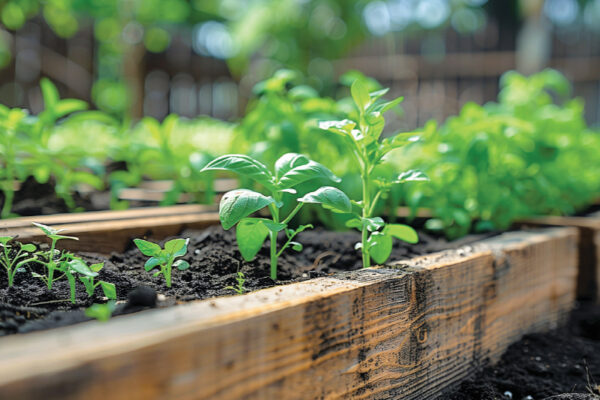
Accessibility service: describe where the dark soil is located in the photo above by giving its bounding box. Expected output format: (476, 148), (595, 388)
(0, 225), (489, 336)
(437, 302), (600, 400)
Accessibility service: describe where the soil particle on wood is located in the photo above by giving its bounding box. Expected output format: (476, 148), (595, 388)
(0, 225), (482, 335)
(437, 303), (600, 400)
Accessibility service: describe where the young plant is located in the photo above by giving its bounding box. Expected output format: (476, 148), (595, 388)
(201, 153), (352, 280)
(77, 262), (116, 299)
(85, 300), (116, 322)
(133, 238), (190, 288)
(0, 236), (37, 286)
(319, 80), (428, 268)
(225, 271), (247, 295)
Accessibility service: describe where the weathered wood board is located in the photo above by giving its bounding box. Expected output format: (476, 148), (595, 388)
(0, 227), (578, 400)
(518, 211), (600, 302)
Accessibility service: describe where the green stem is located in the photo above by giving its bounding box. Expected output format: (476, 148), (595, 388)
(165, 260), (172, 288)
(281, 203), (303, 225)
(361, 173), (371, 269)
(269, 198), (281, 281)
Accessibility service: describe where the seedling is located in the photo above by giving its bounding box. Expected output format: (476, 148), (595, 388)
(77, 262), (116, 299)
(85, 301), (116, 322)
(225, 271), (247, 295)
(319, 80), (428, 268)
(133, 238), (190, 288)
(201, 153), (352, 280)
(0, 236), (37, 286)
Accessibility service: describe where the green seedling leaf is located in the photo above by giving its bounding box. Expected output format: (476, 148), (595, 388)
(373, 96), (404, 114)
(48, 234), (79, 242)
(298, 186), (352, 214)
(351, 80), (371, 111)
(85, 301), (116, 322)
(236, 218), (270, 261)
(347, 217), (385, 232)
(201, 154), (275, 190)
(144, 257), (161, 271)
(90, 263), (104, 273)
(20, 244), (36, 252)
(99, 281), (117, 299)
(165, 238), (188, 255)
(384, 224), (419, 244)
(68, 259), (98, 277)
(0, 237), (12, 245)
(219, 189), (275, 230)
(261, 220), (286, 232)
(396, 170), (429, 183)
(275, 153), (340, 188)
(32, 222), (58, 236)
(174, 259), (190, 271)
(153, 270), (162, 277)
(54, 99), (88, 118)
(40, 78), (59, 109)
(134, 239), (162, 257)
(368, 232), (393, 264)
(318, 119), (356, 136)
(291, 242), (303, 251)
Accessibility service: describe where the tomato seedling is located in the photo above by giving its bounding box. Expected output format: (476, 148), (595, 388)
(133, 238), (190, 288)
(319, 80), (428, 268)
(77, 261), (116, 299)
(0, 236), (37, 286)
(201, 153), (352, 280)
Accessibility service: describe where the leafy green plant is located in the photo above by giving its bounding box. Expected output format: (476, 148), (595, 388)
(85, 301), (116, 322)
(133, 238), (190, 288)
(225, 271), (247, 295)
(0, 236), (37, 286)
(77, 262), (116, 299)
(201, 153), (351, 280)
(319, 80), (428, 268)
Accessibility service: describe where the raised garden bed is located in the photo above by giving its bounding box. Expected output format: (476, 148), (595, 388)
(0, 208), (578, 399)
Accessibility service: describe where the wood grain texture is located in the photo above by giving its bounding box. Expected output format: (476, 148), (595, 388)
(0, 227), (578, 400)
(518, 213), (600, 302)
(0, 210), (220, 254)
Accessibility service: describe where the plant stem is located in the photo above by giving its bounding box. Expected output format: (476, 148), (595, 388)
(165, 262), (172, 288)
(269, 201), (281, 281)
(361, 172), (371, 269)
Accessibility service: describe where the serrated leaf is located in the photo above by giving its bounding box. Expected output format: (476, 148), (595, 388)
(396, 170), (429, 183)
(174, 259), (190, 271)
(298, 186), (352, 213)
(368, 232), (393, 264)
(276, 156), (340, 189)
(384, 224), (418, 244)
(200, 154), (274, 189)
(236, 218), (269, 261)
(99, 281), (116, 299)
(219, 189), (275, 230)
(351, 80), (371, 111)
(134, 239), (162, 257)
(165, 238), (187, 256)
(144, 257), (161, 271)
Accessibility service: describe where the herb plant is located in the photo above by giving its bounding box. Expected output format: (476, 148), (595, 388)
(201, 153), (352, 280)
(133, 238), (190, 288)
(0, 236), (37, 286)
(225, 271), (247, 295)
(319, 80), (428, 268)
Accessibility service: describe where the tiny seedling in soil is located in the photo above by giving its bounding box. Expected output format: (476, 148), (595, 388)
(85, 300), (116, 322)
(133, 238), (190, 288)
(225, 271), (247, 295)
(320, 80), (428, 268)
(201, 153), (352, 280)
(77, 262), (116, 300)
(0, 236), (37, 286)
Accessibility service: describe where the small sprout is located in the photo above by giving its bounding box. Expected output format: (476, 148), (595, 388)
(133, 238), (190, 288)
(85, 301), (116, 322)
(0, 236), (37, 287)
(76, 262), (117, 300)
(225, 271), (247, 295)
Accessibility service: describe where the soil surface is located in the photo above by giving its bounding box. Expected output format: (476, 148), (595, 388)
(437, 302), (600, 400)
(0, 225), (490, 336)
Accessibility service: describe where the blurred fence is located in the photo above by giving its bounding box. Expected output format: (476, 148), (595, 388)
(1, 15), (599, 129)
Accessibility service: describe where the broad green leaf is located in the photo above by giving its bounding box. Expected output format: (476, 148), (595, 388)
(298, 186), (352, 214)
(236, 218), (269, 261)
(276, 156), (340, 189)
(368, 232), (393, 264)
(396, 170), (429, 183)
(384, 224), (418, 244)
(20, 243), (36, 252)
(200, 154), (274, 189)
(90, 262), (104, 273)
(144, 257), (161, 271)
(0, 237), (12, 245)
(219, 189), (275, 230)
(165, 238), (188, 255)
(174, 259), (190, 271)
(68, 259), (98, 277)
(134, 239), (162, 257)
(351, 80), (371, 111)
(99, 281), (117, 299)
(261, 219), (286, 232)
(345, 218), (362, 229)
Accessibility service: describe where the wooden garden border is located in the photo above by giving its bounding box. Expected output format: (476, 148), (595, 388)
(517, 211), (600, 302)
(0, 211), (578, 399)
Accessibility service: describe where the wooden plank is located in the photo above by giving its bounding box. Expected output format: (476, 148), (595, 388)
(0, 211), (220, 254)
(0, 227), (578, 399)
(517, 213), (600, 302)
